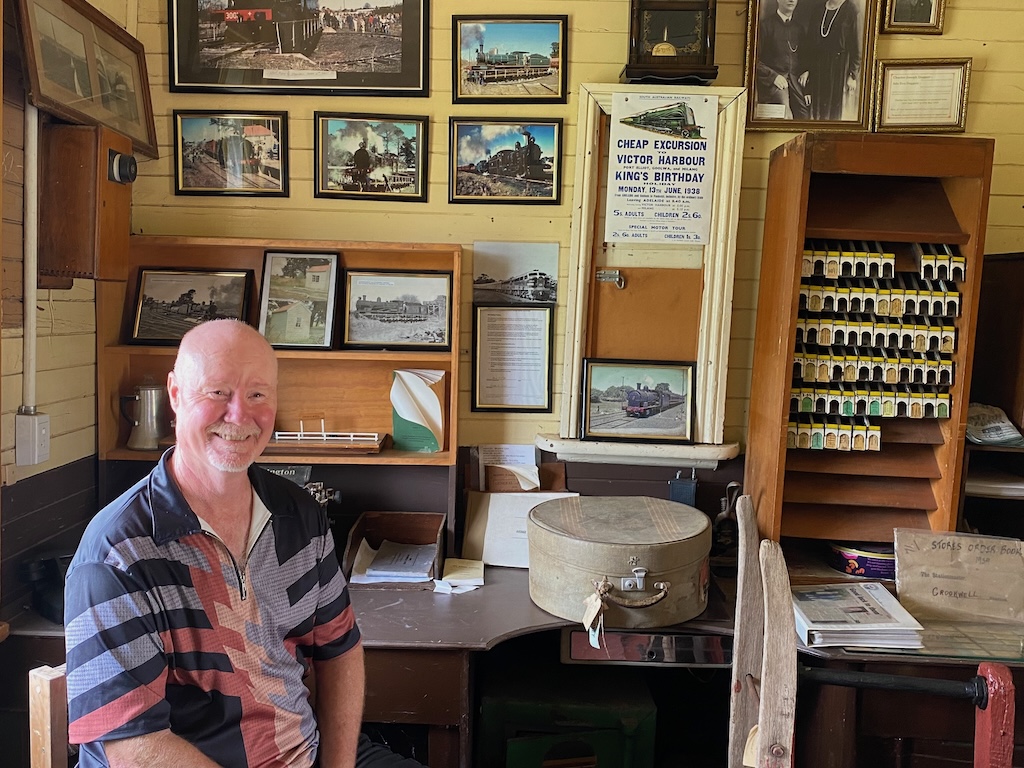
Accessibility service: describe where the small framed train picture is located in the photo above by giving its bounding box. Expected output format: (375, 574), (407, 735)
(313, 112), (428, 202)
(449, 117), (562, 205)
(581, 358), (696, 444)
(173, 110), (288, 196)
(452, 15), (568, 104)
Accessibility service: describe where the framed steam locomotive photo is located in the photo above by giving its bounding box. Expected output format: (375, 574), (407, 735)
(131, 268), (253, 345)
(173, 110), (288, 196)
(169, 0), (428, 96)
(314, 112), (427, 202)
(342, 269), (452, 350)
(452, 15), (567, 104)
(449, 117), (562, 205)
(581, 358), (696, 443)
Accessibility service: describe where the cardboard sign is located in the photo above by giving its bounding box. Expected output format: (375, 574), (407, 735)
(894, 528), (1024, 624)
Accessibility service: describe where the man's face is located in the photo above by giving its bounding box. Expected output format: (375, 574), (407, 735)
(169, 328), (278, 475)
(778, 0), (798, 14)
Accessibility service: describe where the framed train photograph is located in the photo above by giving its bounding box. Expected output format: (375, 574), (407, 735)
(452, 15), (567, 104)
(170, 0), (427, 96)
(581, 358), (696, 443)
(342, 269), (452, 350)
(174, 110), (288, 196)
(313, 112), (428, 202)
(130, 268), (253, 345)
(449, 117), (562, 205)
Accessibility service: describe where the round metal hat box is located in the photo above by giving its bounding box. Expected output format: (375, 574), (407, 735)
(527, 495), (711, 629)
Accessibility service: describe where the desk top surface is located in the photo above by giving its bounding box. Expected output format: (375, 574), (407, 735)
(352, 566), (737, 652)
(6, 567), (734, 652)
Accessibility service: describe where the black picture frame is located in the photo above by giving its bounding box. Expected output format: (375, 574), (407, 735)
(169, 0), (428, 96)
(173, 110), (288, 197)
(449, 117), (562, 205)
(314, 112), (428, 202)
(472, 304), (553, 413)
(130, 267), (253, 345)
(452, 15), (567, 104)
(257, 251), (340, 350)
(15, 0), (159, 157)
(343, 269), (452, 351)
(581, 358), (696, 443)
(743, 0), (878, 131)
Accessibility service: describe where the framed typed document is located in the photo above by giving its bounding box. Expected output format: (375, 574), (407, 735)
(874, 58), (971, 133)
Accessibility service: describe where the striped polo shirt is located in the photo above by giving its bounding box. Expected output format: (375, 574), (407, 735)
(64, 450), (361, 767)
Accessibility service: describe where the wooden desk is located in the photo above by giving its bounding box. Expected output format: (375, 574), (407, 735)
(795, 645), (1024, 768)
(353, 566), (737, 768)
(351, 566), (570, 768)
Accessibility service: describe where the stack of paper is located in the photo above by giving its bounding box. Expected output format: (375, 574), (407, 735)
(791, 581), (923, 649)
(366, 540), (436, 580)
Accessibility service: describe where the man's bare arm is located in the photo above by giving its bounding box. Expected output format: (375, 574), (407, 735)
(313, 641), (366, 768)
(103, 729), (221, 768)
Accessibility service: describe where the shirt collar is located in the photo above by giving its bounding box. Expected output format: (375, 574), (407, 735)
(148, 447), (293, 546)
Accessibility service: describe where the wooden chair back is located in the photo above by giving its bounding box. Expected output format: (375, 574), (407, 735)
(28, 663), (68, 768)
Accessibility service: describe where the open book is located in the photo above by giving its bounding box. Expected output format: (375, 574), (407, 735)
(792, 581), (923, 649)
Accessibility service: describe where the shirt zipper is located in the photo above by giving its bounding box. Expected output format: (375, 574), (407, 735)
(201, 509), (271, 602)
(202, 531), (248, 601)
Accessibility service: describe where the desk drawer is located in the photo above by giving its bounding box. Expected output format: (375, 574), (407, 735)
(364, 649), (468, 726)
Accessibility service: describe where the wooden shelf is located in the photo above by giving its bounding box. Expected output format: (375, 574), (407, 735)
(98, 236), (464, 545)
(785, 444), (941, 478)
(780, 504), (932, 541)
(107, 447), (456, 466)
(105, 345), (454, 364)
(806, 176), (969, 244)
(745, 133), (994, 543)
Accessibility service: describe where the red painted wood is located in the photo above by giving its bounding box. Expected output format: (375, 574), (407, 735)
(975, 662), (1015, 768)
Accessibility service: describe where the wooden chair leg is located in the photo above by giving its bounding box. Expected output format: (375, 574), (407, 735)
(29, 663), (67, 768)
(975, 662), (1015, 768)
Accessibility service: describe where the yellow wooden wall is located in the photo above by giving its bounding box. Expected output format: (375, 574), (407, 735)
(2, 0), (1023, 483)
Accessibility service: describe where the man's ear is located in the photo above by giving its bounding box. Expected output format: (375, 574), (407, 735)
(166, 371), (180, 413)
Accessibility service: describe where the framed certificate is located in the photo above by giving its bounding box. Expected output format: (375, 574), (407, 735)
(874, 58), (971, 133)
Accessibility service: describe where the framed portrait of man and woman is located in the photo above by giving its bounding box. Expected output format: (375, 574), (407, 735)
(744, 0), (878, 131)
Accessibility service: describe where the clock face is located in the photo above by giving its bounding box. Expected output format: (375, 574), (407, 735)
(640, 10), (706, 58)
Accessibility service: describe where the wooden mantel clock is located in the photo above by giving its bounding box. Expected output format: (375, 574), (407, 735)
(621, 0), (719, 85)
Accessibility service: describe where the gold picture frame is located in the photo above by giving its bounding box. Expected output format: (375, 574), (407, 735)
(882, 0), (946, 34)
(874, 58), (971, 133)
(15, 0), (158, 158)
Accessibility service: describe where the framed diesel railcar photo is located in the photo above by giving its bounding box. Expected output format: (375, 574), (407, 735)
(581, 358), (696, 443)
